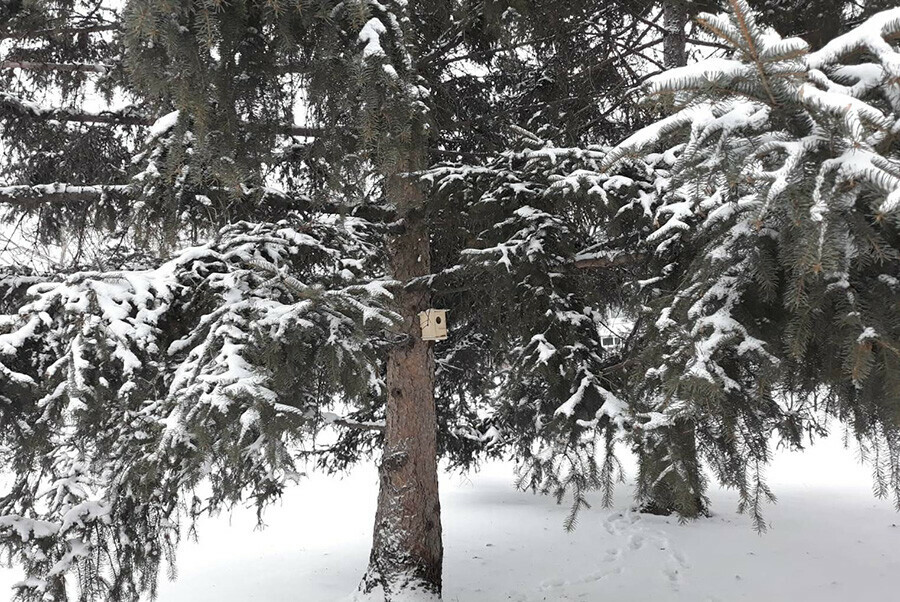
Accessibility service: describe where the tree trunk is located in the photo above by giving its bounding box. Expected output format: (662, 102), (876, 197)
(804, 0), (844, 50)
(359, 147), (443, 601)
(663, 1), (688, 69)
(636, 1), (709, 520)
(636, 418), (709, 518)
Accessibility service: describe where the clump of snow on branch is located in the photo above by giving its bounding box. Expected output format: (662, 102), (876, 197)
(0, 219), (396, 601)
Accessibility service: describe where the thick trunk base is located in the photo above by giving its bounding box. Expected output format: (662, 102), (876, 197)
(637, 497), (709, 518)
(635, 418), (709, 519)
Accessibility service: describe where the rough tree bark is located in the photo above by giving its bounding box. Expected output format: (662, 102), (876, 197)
(359, 144), (443, 600)
(663, 1), (688, 69)
(637, 0), (708, 520)
(636, 418), (709, 518)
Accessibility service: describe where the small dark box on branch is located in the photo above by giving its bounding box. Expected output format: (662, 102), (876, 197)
(418, 309), (448, 341)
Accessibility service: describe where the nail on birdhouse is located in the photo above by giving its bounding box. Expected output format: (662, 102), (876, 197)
(418, 309), (448, 341)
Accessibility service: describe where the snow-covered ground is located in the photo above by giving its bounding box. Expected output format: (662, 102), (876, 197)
(1, 434), (897, 601)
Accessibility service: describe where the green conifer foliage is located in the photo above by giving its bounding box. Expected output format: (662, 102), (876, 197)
(0, 220), (396, 601)
(0, 1), (669, 599)
(422, 136), (659, 526)
(598, 0), (900, 525)
(13, 0), (896, 598)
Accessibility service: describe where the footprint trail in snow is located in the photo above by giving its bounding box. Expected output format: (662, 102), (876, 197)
(534, 510), (692, 599)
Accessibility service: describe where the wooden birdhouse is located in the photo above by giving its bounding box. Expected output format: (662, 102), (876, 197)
(418, 309), (448, 341)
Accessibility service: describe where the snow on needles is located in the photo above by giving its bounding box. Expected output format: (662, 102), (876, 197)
(0, 219), (397, 596)
(359, 18), (388, 59)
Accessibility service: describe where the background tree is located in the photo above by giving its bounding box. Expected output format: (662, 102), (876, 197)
(425, 0), (900, 527)
(595, 0), (900, 525)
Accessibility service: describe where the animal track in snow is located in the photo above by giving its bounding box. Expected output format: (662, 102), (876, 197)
(664, 567), (682, 591)
(603, 548), (621, 563)
(535, 510), (692, 598)
(578, 566), (624, 584)
(672, 549), (690, 569)
(603, 510), (693, 592)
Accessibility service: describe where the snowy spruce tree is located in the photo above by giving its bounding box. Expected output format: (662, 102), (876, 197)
(426, 0), (900, 526)
(4, 0), (899, 600)
(592, 0), (900, 524)
(0, 2), (403, 599)
(0, 1), (682, 600)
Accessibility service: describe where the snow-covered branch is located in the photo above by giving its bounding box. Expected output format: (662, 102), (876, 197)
(0, 219), (396, 599)
(0, 183), (129, 207)
(0, 60), (115, 74)
(0, 91), (323, 137)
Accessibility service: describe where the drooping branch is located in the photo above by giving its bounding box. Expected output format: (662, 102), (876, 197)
(0, 59), (317, 77)
(0, 182), (396, 222)
(256, 187), (396, 222)
(573, 251), (645, 270)
(0, 91), (148, 126)
(0, 92), (484, 155)
(322, 412), (386, 432)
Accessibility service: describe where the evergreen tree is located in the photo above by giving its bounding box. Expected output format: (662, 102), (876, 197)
(426, 0), (900, 527)
(749, 0), (896, 49)
(0, 1), (678, 600)
(594, 0), (900, 525)
(423, 139), (648, 527)
(9, 1), (895, 600)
